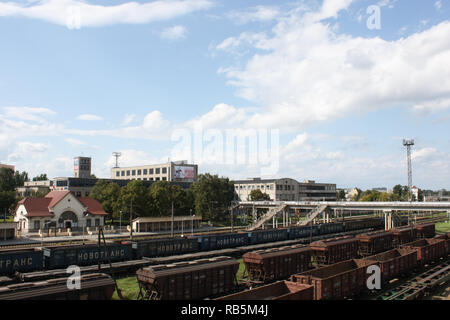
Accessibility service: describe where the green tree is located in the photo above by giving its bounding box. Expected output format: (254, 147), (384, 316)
(191, 173), (235, 222)
(148, 181), (172, 217)
(336, 189), (346, 201)
(32, 173), (48, 181)
(116, 180), (148, 220)
(248, 189), (271, 201)
(13, 171), (29, 187)
(90, 180), (120, 222)
(0, 168), (15, 192)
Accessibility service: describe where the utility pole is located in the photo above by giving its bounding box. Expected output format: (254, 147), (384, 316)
(171, 198), (174, 238)
(130, 198), (133, 240)
(403, 139), (414, 202)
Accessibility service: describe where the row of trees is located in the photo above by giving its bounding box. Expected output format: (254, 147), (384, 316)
(343, 184), (424, 202)
(90, 173), (235, 223)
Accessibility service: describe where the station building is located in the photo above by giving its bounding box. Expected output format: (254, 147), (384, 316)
(233, 178), (337, 202)
(14, 191), (107, 233)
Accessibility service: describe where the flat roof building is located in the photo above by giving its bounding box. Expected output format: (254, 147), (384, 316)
(111, 160), (198, 183)
(233, 178), (337, 202)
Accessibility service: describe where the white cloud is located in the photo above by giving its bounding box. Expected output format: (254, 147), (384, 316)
(159, 25), (187, 40)
(2, 106), (56, 123)
(121, 113), (136, 126)
(0, 0), (212, 28)
(435, 1), (442, 10)
(226, 6), (280, 25)
(76, 114), (103, 121)
(217, 2), (450, 130)
(65, 138), (86, 145)
(412, 147), (437, 160)
(184, 103), (248, 130)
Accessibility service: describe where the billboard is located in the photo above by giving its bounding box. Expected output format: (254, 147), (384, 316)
(174, 166), (195, 180)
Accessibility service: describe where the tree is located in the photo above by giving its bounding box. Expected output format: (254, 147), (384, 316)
(90, 180), (120, 221)
(248, 189), (271, 201)
(148, 181), (172, 217)
(14, 171), (29, 187)
(0, 168), (15, 192)
(116, 180), (148, 220)
(336, 189), (346, 201)
(191, 174), (235, 222)
(32, 173), (48, 181)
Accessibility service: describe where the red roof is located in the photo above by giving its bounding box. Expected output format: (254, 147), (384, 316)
(17, 198), (53, 217)
(78, 197), (108, 216)
(16, 191), (107, 217)
(45, 190), (71, 207)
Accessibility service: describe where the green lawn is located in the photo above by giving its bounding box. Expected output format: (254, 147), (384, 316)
(436, 221), (450, 234)
(112, 276), (140, 300)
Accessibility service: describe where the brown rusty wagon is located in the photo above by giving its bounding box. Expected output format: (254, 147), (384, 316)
(310, 237), (359, 266)
(136, 256), (239, 300)
(242, 245), (312, 284)
(390, 226), (417, 247)
(216, 281), (314, 300)
(290, 259), (373, 300)
(414, 223), (436, 239)
(359, 248), (418, 284)
(357, 231), (394, 257)
(400, 238), (447, 265)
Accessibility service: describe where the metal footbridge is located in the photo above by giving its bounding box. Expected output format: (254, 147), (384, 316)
(238, 201), (450, 231)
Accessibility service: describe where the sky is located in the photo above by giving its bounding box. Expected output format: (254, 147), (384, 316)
(0, 0), (449, 190)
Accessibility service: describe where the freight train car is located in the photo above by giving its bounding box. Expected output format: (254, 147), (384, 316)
(400, 238), (447, 265)
(286, 225), (319, 240)
(0, 248), (44, 275)
(360, 248), (418, 284)
(0, 273), (115, 300)
(357, 231), (394, 257)
(310, 237), (359, 266)
(242, 245), (312, 283)
(43, 243), (133, 269)
(291, 259), (373, 300)
(414, 223), (436, 239)
(198, 233), (248, 251)
(132, 237), (198, 259)
(391, 226), (417, 247)
(247, 229), (288, 245)
(318, 223), (344, 235)
(136, 256), (239, 300)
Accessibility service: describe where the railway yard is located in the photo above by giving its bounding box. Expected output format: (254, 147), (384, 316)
(0, 214), (449, 301)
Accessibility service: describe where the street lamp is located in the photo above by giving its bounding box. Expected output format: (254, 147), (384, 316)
(191, 212), (195, 236)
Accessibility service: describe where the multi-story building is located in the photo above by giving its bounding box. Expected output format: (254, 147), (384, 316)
(233, 178), (337, 202)
(74, 157), (92, 178)
(110, 160), (198, 183)
(16, 180), (52, 197)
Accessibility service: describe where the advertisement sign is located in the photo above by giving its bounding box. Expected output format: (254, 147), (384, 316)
(174, 166), (195, 180)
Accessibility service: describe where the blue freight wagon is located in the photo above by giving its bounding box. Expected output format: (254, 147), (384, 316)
(132, 237), (198, 259)
(287, 226), (319, 240)
(198, 233), (248, 251)
(0, 248), (44, 275)
(248, 229), (288, 245)
(43, 243), (133, 269)
(318, 222), (345, 235)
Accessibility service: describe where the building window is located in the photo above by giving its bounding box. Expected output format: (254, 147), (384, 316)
(143, 169), (147, 175)
(162, 177), (167, 181)
(149, 169), (154, 174)
(86, 219), (91, 227)
(85, 192), (89, 196)
(156, 177), (160, 181)
(132, 170), (136, 176)
(150, 178), (154, 181)
(137, 169), (141, 175)
(127, 170), (130, 176)
(116, 171), (119, 177)
(34, 220), (40, 230)
(156, 168), (160, 174)
(162, 167), (167, 174)
(143, 178), (147, 181)
(76, 192), (81, 197)
(95, 219), (100, 227)
(121, 171), (125, 176)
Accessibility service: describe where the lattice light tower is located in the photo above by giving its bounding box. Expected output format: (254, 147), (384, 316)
(112, 152), (122, 168)
(403, 139), (414, 201)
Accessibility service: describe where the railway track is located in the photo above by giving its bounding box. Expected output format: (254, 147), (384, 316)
(375, 258), (450, 300)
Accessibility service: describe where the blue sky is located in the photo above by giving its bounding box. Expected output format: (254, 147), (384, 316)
(0, 0), (449, 190)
